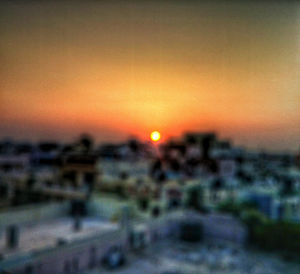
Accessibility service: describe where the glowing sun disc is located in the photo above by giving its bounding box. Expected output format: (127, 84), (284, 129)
(150, 131), (161, 142)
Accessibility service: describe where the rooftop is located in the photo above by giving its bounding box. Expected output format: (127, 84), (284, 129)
(85, 240), (300, 274)
(0, 217), (118, 259)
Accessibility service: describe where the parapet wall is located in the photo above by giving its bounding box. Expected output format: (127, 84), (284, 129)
(0, 202), (69, 228)
(0, 211), (247, 274)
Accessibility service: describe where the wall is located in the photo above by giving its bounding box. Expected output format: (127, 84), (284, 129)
(1, 211), (247, 274)
(0, 202), (69, 228)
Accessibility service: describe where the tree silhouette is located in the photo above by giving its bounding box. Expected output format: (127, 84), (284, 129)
(79, 134), (94, 153)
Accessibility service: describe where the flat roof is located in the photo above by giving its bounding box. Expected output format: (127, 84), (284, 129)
(84, 240), (300, 274)
(0, 217), (118, 259)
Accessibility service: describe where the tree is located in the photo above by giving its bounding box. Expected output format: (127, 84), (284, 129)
(217, 200), (241, 216)
(26, 172), (36, 190)
(79, 133), (94, 153)
(152, 206), (160, 217)
(241, 208), (268, 241)
(119, 171), (129, 181)
(281, 178), (294, 196)
(137, 197), (149, 211)
(212, 178), (223, 191)
(149, 159), (162, 178)
(128, 139), (139, 153)
(115, 183), (127, 199)
(186, 187), (205, 212)
(217, 200), (258, 217)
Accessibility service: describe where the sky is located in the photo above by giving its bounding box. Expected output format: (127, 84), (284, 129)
(1, 0), (300, 151)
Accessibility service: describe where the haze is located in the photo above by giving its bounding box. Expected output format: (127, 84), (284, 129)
(1, 0), (300, 151)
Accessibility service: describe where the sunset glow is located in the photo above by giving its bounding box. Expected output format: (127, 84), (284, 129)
(0, 1), (300, 151)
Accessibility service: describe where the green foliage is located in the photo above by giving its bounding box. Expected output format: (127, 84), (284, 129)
(137, 198), (149, 211)
(240, 200), (258, 210)
(114, 183), (127, 199)
(79, 133), (94, 153)
(217, 200), (258, 217)
(186, 187), (205, 212)
(26, 173), (36, 189)
(217, 200), (241, 216)
(152, 206), (161, 217)
(240, 208), (268, 241)
(241, 209), (268, 228)
(253, 221), (300, 256)
(217, 200), (300, 257)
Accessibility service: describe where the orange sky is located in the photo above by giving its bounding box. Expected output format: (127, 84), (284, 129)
(1, 1), (300, 151)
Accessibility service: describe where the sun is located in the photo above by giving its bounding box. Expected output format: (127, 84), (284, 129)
(150, 131), (161, 142)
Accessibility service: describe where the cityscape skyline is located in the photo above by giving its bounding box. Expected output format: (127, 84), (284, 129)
(1, 2), (300, 274)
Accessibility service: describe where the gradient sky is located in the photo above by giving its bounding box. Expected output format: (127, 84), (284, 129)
(1, 1), (300, 151)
